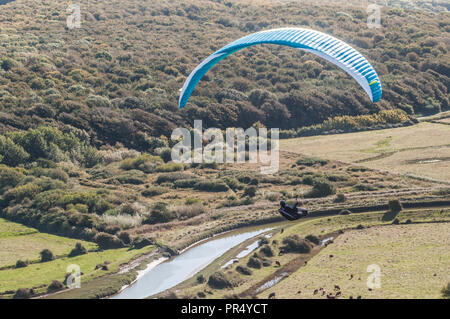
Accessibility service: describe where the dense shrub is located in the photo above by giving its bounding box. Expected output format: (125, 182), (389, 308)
(305, 234), (320, 245)
(155, 162), (184, 172)
(243, 186), (257, 198)
(114, 170), (146, 184)
(15, 259), (29, 268)
(296, 157), (329, 166)
(282, 235), (312, 253)
(141, 186), (168, 197)
(156, 172), (195, 184)
(68, 243), (87, 257)
(0, 136), (29, 166)
(236, 265), (252, 275)
(207, 271), (233, 289)
(94, 232), (124, 249)
(247, 257), (262, 269)
(0, 166), (24, 194)
(120, 154), (163, 173)
(194, 180), (229, 192)
(144, 202), (176, 224)
(40, 249), (54, 262)
(259, 245), (274, 257)
(196, 274), (206, 283)
(173, 178), (203, 189)
(13, 288), (34, 299)
(47, 280), (64, 293)
(132, 236), (154, 249)
(334, 193), (347, 203)
(170, 203), (206, 220)
(306, 179), (336, 198)
(117, 231), (132, 245)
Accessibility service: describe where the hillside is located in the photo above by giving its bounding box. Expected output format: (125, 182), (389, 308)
(0, 0), (448, 151)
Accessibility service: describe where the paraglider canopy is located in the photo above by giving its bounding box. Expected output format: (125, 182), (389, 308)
(179, 27), (382, 108)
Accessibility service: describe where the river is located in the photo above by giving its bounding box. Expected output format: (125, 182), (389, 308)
(112, 227), (274, 299)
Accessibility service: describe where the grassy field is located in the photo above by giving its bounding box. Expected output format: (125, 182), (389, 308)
(261, 222), (450, 299)
(0, 218), (97, 268)
(0, 217), (155, 296)
(0, 245), (154, 295)
(280, 122), (450, 182)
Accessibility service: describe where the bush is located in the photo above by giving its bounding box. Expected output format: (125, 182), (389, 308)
(1, 58), (18, 71)
(40, 249), (54, 262)
(305, 234), (320, 245)
(156, 172), (195, 184)
(194, 180), (229, 192)
(144, 202), (176, 224)
(15, 260), (29, 268)
(282, 235), (312, 253)
(196, 274), (206, 283)
(296, 157), (328, 166)
(47, 280), (64, 293)
(141, 186), (168, 197)
(0, 166), (24, 193)
(117, 231), (132, 245)
(236, 265), (252, 275)
(207, 271), (233, 289)
(388, 199), (403, 213)
(259, 245), (274, 257)
(173, 178), (202, 188)
(132, 236), (154, 249)
(243, 186), (257, 198)
(306, 178), (336, 198)
(68, 243), (87, 257)
(247, 257), (262, 269)
(115, 170), (146, 185)
(94, 232), (124, 249)
(13, 288), (34, 299)
(170, 203), (206, 220)
(334, 193), (346, 203)
(155, 162), (184, 172)
(265, 191), (280, 202)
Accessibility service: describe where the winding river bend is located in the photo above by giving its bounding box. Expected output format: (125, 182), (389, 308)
(112, 227), (274, 299)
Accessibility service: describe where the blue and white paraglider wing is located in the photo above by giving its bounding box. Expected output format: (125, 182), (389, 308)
(179, 28), (382, 108)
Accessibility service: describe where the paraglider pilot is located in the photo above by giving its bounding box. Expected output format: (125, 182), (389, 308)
(279, 199), (308, 221)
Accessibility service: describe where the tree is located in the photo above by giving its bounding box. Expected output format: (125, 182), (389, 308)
(40, 249), (54, 262)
